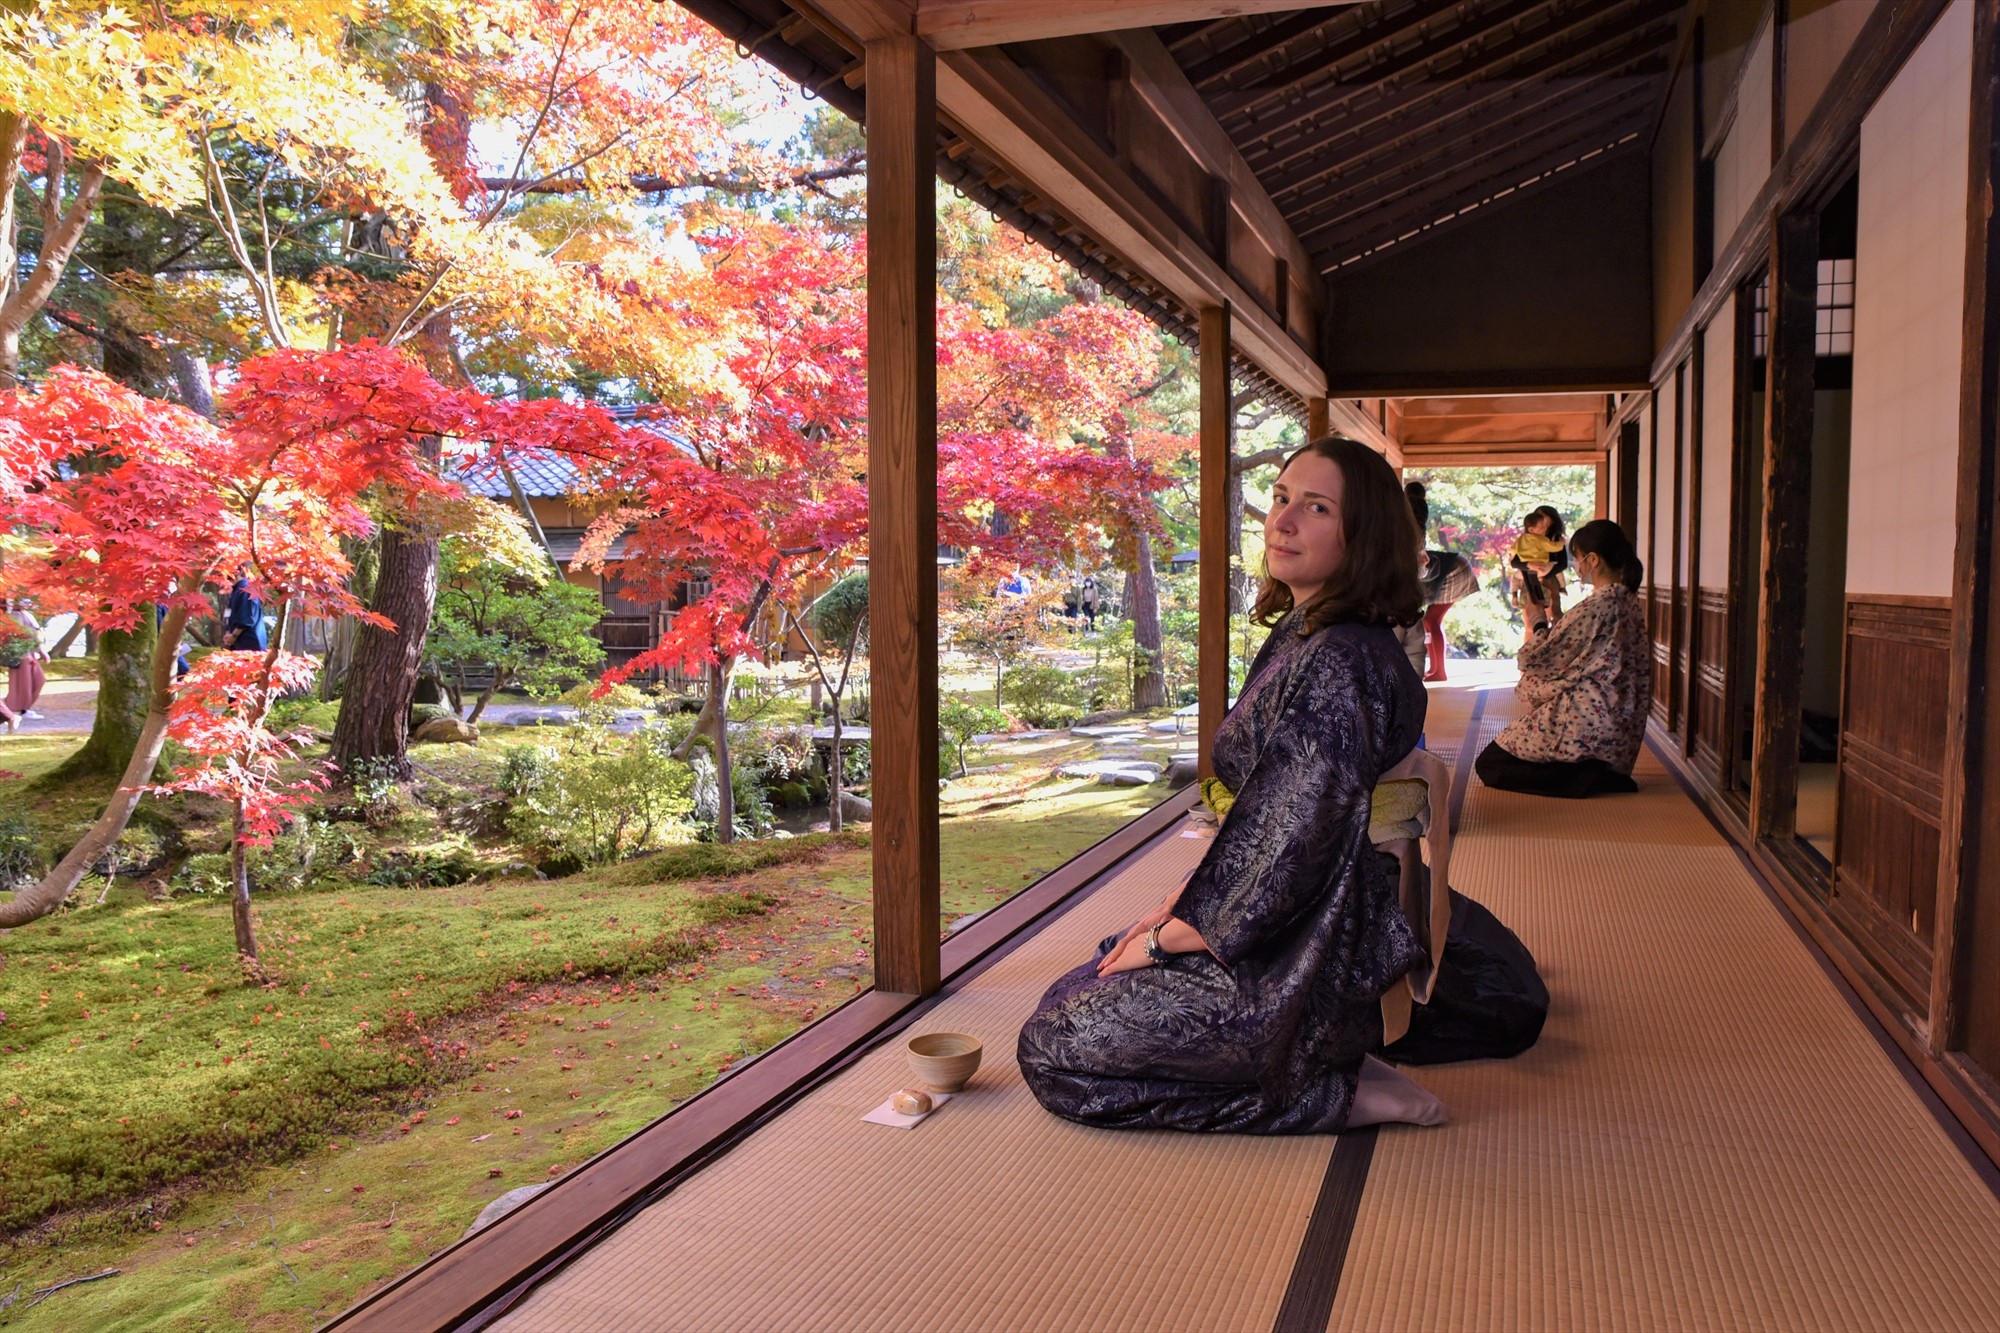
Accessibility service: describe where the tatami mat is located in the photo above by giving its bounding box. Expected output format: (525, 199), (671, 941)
(495, 672), (2000, 1333)
(496, 828), (1336, 1333)
(1328, 691), (2000, 1332)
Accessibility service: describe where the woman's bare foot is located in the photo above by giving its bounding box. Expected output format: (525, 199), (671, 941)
(1347, 1054), (1447, 1127)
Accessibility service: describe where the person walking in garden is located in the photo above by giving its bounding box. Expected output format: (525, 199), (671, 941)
(221, 576), (266, 652)
(1018, 436), (1447, 1133)
(1406, 482), (1480, 682)
(1, 597), (47, 733)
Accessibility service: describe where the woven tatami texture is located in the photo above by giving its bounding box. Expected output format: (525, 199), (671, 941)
(1328, 691), (2000, 1332)
(496, 828), (1336, 1333)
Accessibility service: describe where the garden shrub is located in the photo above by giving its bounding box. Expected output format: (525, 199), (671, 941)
(559, 681), (649, 711)
(0, 810), (41, 889)
(1001, 663), (1085, 728)
(939, 699), (1007, 777)
(506, 713), (696, 868)
(636, 829), (868, 883)
(363, 839), (482, 889)
(687, 749), (774, 840)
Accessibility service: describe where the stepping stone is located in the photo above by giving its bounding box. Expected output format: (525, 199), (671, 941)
(1071, 724), (1145, 739)
(1147, 719), (1182, 733)
(1055, 759), (1161, 786)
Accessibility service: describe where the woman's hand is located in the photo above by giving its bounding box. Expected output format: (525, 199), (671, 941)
(1096, 912), (1213, 977)
(1098, 900), (1174, 976)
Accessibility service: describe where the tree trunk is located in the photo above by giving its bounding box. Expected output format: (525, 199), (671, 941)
(52, 613), (157, 780)
(1224, 463), (1255, 614)
(467, 674), (503, 724)
(1126, 532), (1167, 708)
(827, 708), (844, 835)
(3, 609), (186, 925)
(47, 617), (84, 660)
(708, 659), (735, 844)
(230, 800), (260, 975)
(330, 523), (439, 780)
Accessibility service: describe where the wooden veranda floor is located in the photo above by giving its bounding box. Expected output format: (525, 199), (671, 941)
(486, 669), (2000, 1333)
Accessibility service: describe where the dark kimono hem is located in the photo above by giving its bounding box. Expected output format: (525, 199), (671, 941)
(1474, 740), (1639, 799)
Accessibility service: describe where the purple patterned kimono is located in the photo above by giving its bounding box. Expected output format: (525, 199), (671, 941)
(1017, 615), (1426, 1133)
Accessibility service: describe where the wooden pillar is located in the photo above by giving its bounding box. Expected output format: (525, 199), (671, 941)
(865, 34), (940, 997)
(1198, 304), (1233, 779)
(1307, 395), (1330, 440)
(1683, 332), (1705, 756)
(1616, 419), (1640, 536)
(1749, 211), (1820, 844)
(1594, 457), (1610, 520)
(1931, 0), (2000, 1052)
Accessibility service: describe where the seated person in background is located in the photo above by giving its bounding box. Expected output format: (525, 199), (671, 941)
(1477, 520), (1651, 799)
(1511, 506), (1568, 633)
(1017, 436), (1446, 1134)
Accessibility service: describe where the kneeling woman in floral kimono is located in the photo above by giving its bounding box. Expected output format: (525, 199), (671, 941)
(1018, 437), (1447, 1133)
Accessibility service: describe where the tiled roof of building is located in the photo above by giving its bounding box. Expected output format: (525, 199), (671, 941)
(443, 406), (693, 499)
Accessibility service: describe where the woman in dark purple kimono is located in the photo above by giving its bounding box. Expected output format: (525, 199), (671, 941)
(1018, 437), (1447, 1133)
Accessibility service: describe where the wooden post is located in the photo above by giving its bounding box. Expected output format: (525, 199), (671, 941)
(1749, 211), (1820, 845)
(1198, 304), (1232, 779)
(1616, 419), (1640, 536)
(1594, 457), (1610, 520)
(1684, 331), (1705, 756)
(1307, 395), (1330, 440)
(1931, 0), (2000, 1053)
(865, 34), (940, 998)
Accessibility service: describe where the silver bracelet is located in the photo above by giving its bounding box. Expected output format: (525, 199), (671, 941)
(1143, 923), (1171, 964)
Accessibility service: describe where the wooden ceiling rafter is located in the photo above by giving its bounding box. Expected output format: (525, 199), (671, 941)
(1248, 0), (1676, 194)
(1206, 0), (1474, 123)
(1173, 6), (1376, 90)
(1240, 0), (1624, 179)
(1316, 115), (1647, 268)
(1291, 74), (1651, 244)
(1266, 45), (1668, 214)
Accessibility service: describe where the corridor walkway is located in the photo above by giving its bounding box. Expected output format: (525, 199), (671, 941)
(490, 671), (2000, 1333)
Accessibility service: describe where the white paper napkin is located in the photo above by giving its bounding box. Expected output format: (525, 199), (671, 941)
(861, 1091), (955, 1129)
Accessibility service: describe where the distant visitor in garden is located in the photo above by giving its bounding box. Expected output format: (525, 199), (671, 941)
(1476, 519), (1651, 799)
(222, 576), (266, 652)
(1018, 436), (1448, 1132)
(1, 596), (46, 732)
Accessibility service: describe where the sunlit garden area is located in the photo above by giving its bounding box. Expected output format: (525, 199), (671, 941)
(0, 4), (1597, 1328)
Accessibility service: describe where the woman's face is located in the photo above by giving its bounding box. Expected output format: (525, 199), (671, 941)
(1265, 452), (1347, 604)
(1573, 546), (1605, 587)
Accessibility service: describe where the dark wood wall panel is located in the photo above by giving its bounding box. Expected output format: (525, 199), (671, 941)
(1833, 595), (1952, 999)
(1649, 586), (1674, 723)
(1693, 589), (1728, 771)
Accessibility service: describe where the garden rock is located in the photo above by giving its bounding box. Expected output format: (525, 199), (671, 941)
(1071, 724), (1145, 739)
(1056, 759), (1160, 786)
(465, 1183), (548, 1237)
(837, 791), (874, 823)
(412, 717), (480, 745)
(1147, 719), (1182, 733)
(1166, 753), (1200, 784)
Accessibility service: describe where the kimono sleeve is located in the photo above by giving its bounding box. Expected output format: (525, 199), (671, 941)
(1174, 637), (1382, 967)
(1516, 596), (1603, 687)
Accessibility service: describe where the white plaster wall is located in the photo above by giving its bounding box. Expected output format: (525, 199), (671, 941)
(1714, 17), (1775, 249)
(1657, 376), (1679, 579)
(1849, 3), (1973, 596)
(1637, 398), (1655, 580)
(1701, 297), (1737, 583)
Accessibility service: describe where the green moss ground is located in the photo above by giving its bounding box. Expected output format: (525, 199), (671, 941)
(0, 728), (1168, 1331)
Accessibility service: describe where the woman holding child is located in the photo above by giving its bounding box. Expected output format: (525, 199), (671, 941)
(1017, 437), (1448, 1134)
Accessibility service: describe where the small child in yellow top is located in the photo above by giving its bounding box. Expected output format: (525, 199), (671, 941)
(1511, 506), (1568, 631)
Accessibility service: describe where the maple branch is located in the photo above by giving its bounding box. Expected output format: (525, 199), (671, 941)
(473, 155), (867, 198)
(198, 130), (291, 348)
(482, 3), (586, 228)
(0, 140), (106, 384)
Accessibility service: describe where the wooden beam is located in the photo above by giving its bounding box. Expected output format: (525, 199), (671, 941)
(1595, 456), (1610, 520)
(815, 0), (916, 44)
(1748, 210), (1818, 845)
(935, 44), (1326, 399)
(1105, 31), (1325, 327)
(1210, 0), (1489, 125)
(1199, 303), (1232, 780)
(916, 0), (1307, 50)
(1931, 0), (2000, 1054)
(1307, 395), (1330, 438)
(1683, 337), (1704, 756)
(865, 33), (941, 997)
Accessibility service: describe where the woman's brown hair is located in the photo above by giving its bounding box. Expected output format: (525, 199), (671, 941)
(1251, 435), (1422, 634)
